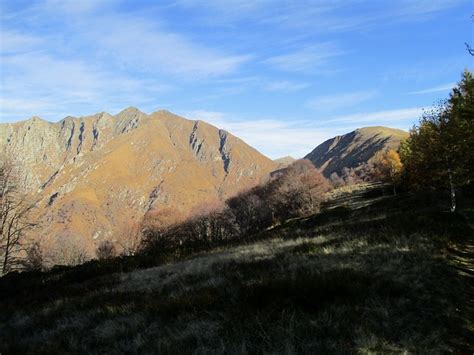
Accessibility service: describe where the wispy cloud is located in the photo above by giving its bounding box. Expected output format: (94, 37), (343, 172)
(263, 43), (344, 73)
(394, 0), (464, 20)
(184, 110), (333, 159)
(41, 0), (113, 15)
(263, 80), (310, 92)
(173, 0), (462, 34)
(0, 51), (172, 121)
(307, 90), (377, 111)
(0, 2), (254, 121)
(0, 0), (468, 130)
(89, 18), (252, 78)
(321, 107), (423, 126)
(0, 30), (43, 54)
(184, 107), (419, 158)
(407, 83), (455, 95)
(257, 2), (372, 33)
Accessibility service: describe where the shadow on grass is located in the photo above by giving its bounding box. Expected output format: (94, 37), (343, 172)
(0, 235), (468, 353)
(1, 188), (473, 353)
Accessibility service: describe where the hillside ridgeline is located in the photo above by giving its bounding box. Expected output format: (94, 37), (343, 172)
(305, 126), (408, 177)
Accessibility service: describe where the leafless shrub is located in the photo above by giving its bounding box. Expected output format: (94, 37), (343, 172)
(96, 240), (117, 260)
(116, 221), (142, 256)
(141, 159), (331, 257)
(23, 241), (43, 271)
(48, 234), (90, 266)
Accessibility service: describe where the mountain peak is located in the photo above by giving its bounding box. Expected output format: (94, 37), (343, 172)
(26, 116), (46, 123)
(21, 116), (52, 127)
(115, 107), (145, 119)
(305, 126), (408, 177)
(354, 126), (409, 140)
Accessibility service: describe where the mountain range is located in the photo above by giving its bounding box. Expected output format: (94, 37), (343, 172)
(0, 108), (276, 259)
(0, 109), (407, 261)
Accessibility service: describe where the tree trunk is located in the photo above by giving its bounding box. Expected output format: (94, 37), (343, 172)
(390, 172), (397, 196)
(448, 166), (456, 212)
(2, 237), (9, 275)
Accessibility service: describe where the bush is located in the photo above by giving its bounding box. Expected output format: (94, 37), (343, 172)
(96, 240), (117, 260)
(23, 242), (43, 271)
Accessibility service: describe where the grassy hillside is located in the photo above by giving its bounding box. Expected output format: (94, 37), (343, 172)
(0, 184), (473, 353)
(305, 126), (409, 177)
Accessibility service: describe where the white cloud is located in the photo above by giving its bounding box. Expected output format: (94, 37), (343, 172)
(264, 43), (344, 73)
(183, 107), (419, 159)
(1, 3), (257, 120)
(0, 51), (172, 121)
(3, 2), (253, 80)
(407, 83), (455, 95)
(90, 18), (252, 78)
(307, 90), (377, 111)
(184, 110), (332, 159)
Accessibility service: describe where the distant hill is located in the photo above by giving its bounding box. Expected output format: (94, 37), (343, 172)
(0, 108), (277, 261)
(274, 156), (296, 168)
(305, 126), (408, 177)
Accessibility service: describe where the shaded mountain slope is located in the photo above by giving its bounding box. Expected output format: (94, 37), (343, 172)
(305, 126), (408, 177)
(0, 108), (277, 259)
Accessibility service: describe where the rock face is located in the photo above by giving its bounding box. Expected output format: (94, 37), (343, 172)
(0, 108), (277, 259)
(305, 126), (408, 177)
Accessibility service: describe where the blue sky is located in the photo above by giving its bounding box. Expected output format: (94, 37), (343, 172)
(0, 0), (472, 158)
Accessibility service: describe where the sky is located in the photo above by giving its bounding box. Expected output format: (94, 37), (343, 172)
(0, 0), (472, 158)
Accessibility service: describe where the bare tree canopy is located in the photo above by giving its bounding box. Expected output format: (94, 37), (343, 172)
(0, 157), (37, 275)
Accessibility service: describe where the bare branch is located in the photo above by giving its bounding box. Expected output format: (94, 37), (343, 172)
(465, 42), (474, 56)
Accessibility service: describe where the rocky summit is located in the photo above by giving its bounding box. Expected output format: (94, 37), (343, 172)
(0, 108), (277, 260)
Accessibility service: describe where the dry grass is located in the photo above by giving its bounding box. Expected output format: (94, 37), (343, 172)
(0, 187), (472, 354)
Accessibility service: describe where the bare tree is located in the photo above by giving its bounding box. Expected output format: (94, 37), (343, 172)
(0, 158), (36, 275)
(96, 240), (117, 260)
(116, 220), (142, 256)
(23, 241), (44, 271)
(466, 15), (474, 56)
(466, 43), (474, 56)
(48, 233), (90, 266)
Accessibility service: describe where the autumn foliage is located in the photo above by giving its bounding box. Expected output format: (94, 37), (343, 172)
(371, 149), (403, 194)
(400, 70), (474, 211)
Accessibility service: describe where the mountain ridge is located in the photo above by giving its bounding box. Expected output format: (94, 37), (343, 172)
(0, 108), (277, 263)
(305, 126), (408, 177)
